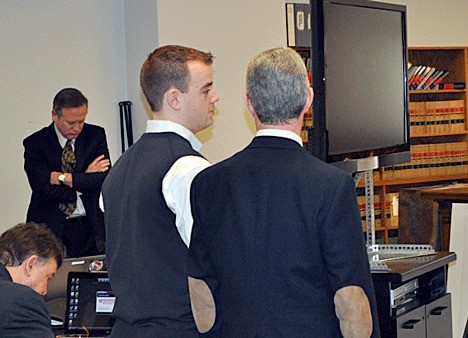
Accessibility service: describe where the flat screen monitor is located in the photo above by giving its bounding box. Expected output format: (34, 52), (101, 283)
(310, 0), (410, 172)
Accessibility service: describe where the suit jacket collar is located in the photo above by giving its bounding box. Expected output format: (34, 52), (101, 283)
(248, 135), (305, 151)
(0, 264), (13, 282)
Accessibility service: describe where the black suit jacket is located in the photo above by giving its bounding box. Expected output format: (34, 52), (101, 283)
(0, 264), (54, 337)
(188, 136), (380, 337)
(23, 122), (110, 246)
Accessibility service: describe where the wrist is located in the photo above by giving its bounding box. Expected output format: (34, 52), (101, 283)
(58, 173), (66, 184)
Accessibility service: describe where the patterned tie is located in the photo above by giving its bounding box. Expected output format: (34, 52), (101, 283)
(59, 139), (77, 216)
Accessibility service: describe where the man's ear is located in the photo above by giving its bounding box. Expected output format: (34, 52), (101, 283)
(245, 95), (256, 119)
(23, 255), (40, 277)
(246, 95), (262, 128)
(302, 87), (314, 114)
(51, 110), (58, 123)
(166, 87), (181, 111)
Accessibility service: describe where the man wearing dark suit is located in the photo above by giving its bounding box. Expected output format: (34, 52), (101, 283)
(0, 222), (63, 337)
(23, 88), (110, 257)
(188, 48), (380, 337)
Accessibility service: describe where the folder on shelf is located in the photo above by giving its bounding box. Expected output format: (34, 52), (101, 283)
(286, 3), (311, 48)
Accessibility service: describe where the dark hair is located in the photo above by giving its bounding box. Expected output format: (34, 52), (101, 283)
(0, 223), (63, 268)
(52, 88), (88, 117)
(140, 45), (214, 112)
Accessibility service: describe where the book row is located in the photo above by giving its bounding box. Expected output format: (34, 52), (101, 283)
(409, 100), (466, 135)
(382, 142), (468, 180)
(408, 63), (449, 90)
(357, 192), (399, 231)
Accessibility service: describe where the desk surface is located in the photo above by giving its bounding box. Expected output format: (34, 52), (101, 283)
(420, 183), (468, 201)
(371, 251), (456, 283)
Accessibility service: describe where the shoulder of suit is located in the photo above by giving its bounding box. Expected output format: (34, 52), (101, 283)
(82, 123), (105, 132)
(23, 124), (54, 144)
(0, 280), (45, 304)
(78, 123), (106, 138)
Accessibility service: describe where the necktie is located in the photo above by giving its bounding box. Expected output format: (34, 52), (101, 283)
(59, 140), (77, 216)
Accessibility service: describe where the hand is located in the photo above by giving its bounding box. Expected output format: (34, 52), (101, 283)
(86, 154), (110, 173)
(50, 171), (61, 185)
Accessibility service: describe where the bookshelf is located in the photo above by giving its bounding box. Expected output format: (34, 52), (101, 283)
(372, 47), (468, 244)
(292, 45), (468, 244)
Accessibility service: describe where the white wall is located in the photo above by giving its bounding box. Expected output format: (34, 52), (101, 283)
(0, 1), (127, 232)
(390, 0), (468, 46)
(1, 0), (467, 235)
(156, 0), (286, 163)
(155, 0), (468, 165)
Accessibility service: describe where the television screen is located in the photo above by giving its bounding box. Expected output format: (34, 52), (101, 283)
(310, 0), (410, 171)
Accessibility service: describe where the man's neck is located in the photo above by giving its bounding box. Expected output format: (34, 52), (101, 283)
(257, 117), (304, 137)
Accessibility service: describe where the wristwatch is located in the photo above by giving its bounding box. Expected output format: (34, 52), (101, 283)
(58, 173), (66, 184)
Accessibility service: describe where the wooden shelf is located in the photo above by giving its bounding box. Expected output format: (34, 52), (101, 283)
(411, 131), (467, 138)
(410, 89), (465, 95)
(376, 173), (468, 186)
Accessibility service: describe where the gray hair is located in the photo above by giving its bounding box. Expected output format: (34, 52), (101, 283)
(246, 47), (310, 125)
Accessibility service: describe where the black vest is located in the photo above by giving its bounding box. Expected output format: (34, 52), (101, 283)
(102, 132), (202, 335)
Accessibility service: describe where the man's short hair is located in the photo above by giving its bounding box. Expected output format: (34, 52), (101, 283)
(140, 45), (214, 112)
(246, 47), (310, 125)
(53, 88), (88, 117)
(0, 223), (63, 268)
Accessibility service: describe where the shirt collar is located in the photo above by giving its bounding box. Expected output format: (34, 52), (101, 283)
(54, 124), (74, 148)
(256, 129), (303, 146)
(146, 120), (202, 151)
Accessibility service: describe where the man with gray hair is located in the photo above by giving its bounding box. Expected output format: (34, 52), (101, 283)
(188, 47), (380, 337)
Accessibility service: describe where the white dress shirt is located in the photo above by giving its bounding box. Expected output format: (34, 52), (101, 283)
(256, 128), (303, 145)
(148, 120), (211, 247)
(100, 120), (210, 247)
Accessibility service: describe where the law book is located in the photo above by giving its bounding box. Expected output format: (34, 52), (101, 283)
(414, 145), (422, 177)
(438, 100), (451, 133)
(425, 101), (437, 134)
(429, 70), (449, 89)
(421, 69), (442, 90)
(286, 3), (296, 47)
(385, 192), (399, 228)
(409, 101), (426, 135)
(411, 66), (431, 90)
(408, 65), (425, 88)
(438, 82), (466, 90)
(416, 67), (437, 90)
(449, 99), (466, 133)
(420, 144), (431, 177)
(409, 101), (419, 135)
(407, 64), (418, 81)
